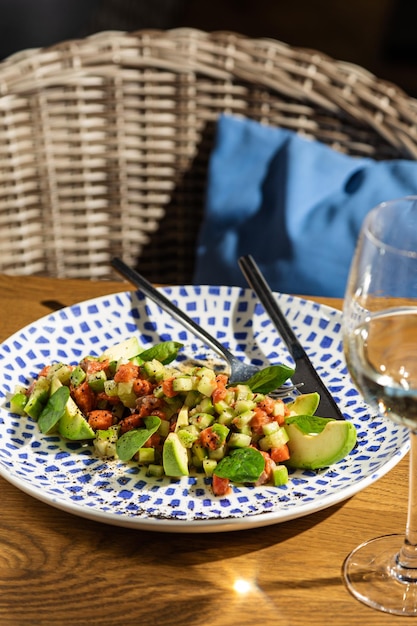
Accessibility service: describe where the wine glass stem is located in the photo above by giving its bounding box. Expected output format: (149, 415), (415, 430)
(397, 430), (417, 577)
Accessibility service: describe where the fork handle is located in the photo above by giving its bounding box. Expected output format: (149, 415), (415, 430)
(111, 258), (234, 362)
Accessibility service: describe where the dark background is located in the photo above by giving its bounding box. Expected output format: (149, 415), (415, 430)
(0, 0), (416, 96)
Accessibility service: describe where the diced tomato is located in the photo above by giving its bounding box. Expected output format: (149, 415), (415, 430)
(161, 377), (177, 398)
(96, 392), (122, 406)
(255, 450), (277, 486)
(257, 396), (275, 414)
(119, 413), (143, 434)
(38, 365), (51, 378)
(136, 395), (167, 420)
(71, 381), (96, 414)
(87, 410), (115, 430)
(212, 374), (229, 404)
(83, 358), (110, 376)
(143, 433), (161, 448)
(274, 412), (286, 427)
(270, 443), (290, 463)
(250, 407), (273, 435)
(199, 426), (221, 450)
(114, 362), (140, 383)
(132, 378), (155, 396)
(212, 474), (231, 496)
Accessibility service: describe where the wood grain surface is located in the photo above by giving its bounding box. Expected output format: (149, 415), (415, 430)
(0, 274), (413, 625)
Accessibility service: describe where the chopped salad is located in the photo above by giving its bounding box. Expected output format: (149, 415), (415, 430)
(9, 337), (355, 496)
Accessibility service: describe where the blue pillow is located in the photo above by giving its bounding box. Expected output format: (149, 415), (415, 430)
(193, 114), (417, 297)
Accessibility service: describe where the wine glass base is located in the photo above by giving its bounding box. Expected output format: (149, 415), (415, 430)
(343, 533), (417, 616)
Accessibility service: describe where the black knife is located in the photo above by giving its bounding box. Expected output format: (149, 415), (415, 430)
(238, 255), (345, 420)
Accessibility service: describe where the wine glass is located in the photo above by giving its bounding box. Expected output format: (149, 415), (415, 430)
(343, 196), (417, 615)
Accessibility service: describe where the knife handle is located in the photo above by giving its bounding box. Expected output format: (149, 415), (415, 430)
(238, 255), (304, 360)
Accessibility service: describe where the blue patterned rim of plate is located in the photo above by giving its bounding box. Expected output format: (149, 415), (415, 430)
(0, 286), (409, 533)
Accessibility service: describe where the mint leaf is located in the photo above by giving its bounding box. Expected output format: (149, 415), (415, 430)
(38, 385), (70, 434)
(138, 341), (183, 365)
(214, 447), (265, 483)
(285, 414), (335, 434)
(243, 364), (295, 394)
(116, 415), (161, 461)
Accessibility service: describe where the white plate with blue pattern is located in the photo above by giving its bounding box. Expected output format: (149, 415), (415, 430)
(0, 286), (409, 533)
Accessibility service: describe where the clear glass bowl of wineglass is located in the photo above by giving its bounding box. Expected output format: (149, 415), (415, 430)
(343, 195), (417, 615)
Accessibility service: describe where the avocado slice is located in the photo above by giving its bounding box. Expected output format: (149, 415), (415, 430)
(286, 392), (320, 416)
(24, 377), (51, 420)
(163, 432), (189, 476)
(101, 337), (141, 362)
(58, 395), (95, 440)
(284, 415), (357, 469)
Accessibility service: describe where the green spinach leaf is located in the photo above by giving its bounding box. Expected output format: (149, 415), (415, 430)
(285, 414), (334, 434)
(242, 364), (295, 394)
(214, 447), (265, 483)
(138, 341), (183, 365)
(116, 415), (161, 461)
(38, 385), (70, 434)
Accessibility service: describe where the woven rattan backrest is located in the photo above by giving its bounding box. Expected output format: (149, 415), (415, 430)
(1, 28), (417, 282)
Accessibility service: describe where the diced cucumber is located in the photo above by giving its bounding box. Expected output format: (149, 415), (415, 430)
(138, 447), (155, 464)
(272, 400), (285, 418)
(196, 374), (216, 397)
(153, 384), (164, 399)
(93, 425), (120, 457)
(234, 384), (253, 402)
(208, 444), (227, 461)
(163, 396), (183, 414)
(104, 379), (118, 397)
(262, 421), (280, 436)
(47, 363), (72, 384)
(210, 423), (230, 446)
(228, 432), (252, 448)
(172, 375), (195, 393)
(157, 419), (170, 438)
(191, 441), (208, 467)
(177, 426), (199, 448)
(10, 391), (28, 415)
(217, 410), (235, 426)
(196, 366), (216, 381)
(272, 464), (289, 486)
(259, 427), (289, 452)
(184, 390), (203, 408)
(195, 397), (215, 415)
(87, 370), (107, 392)
(70, 365), (86, 387)
(235, 399), (256, 413)
(142, 358), (167, 382)
(147, 464), (164, 478)
(117, 381), (137, 408)
(190, 412), (214, 430)
(203, 458), (218, 477)
(232, 409), (254, 431)
(213, 399), (231, 414)
(50, 375), (63, 395)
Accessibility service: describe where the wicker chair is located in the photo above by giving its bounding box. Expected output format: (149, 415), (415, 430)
(1, 28), (417, 283)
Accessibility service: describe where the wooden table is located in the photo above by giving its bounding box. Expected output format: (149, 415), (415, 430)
(0, 274), (413, 625)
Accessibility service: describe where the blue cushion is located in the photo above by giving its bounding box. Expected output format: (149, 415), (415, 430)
(193, 114), (417, 297)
